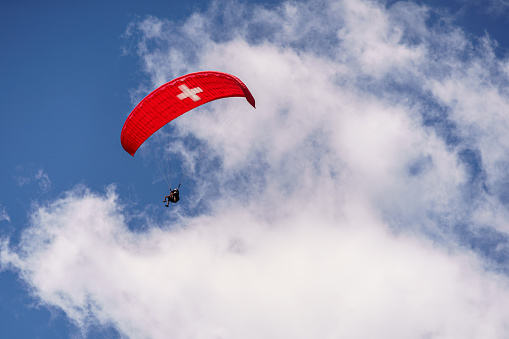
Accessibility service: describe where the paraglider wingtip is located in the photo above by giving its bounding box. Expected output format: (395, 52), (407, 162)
(247, 96), (256, 109)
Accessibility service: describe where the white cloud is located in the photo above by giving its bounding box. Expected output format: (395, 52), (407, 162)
(3, 0), (509, 337)
(2, 187), (509, 338)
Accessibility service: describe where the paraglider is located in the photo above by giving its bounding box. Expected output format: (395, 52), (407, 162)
(121, 71), (256, 205)
(163, 183), (181, 206)
(121, 71), (255, 156)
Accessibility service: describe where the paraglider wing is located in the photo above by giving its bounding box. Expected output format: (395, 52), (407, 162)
(121, 71), (256, 156)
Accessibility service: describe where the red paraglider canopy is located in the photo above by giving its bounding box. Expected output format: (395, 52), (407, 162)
(121, 71), (256, 156)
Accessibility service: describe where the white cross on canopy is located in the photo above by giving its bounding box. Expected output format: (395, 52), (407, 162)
(176, 84), (203, 102)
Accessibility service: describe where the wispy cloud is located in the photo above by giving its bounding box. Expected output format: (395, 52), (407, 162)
(3, 0), (509, 337)
(14, 166), (52, 193)
(455, 0), (509, 17)
(0, 205), (10, 223)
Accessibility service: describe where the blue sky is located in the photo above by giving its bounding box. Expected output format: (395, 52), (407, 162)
(0, 2), (200, 337)
(1, 0), (509, 338)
